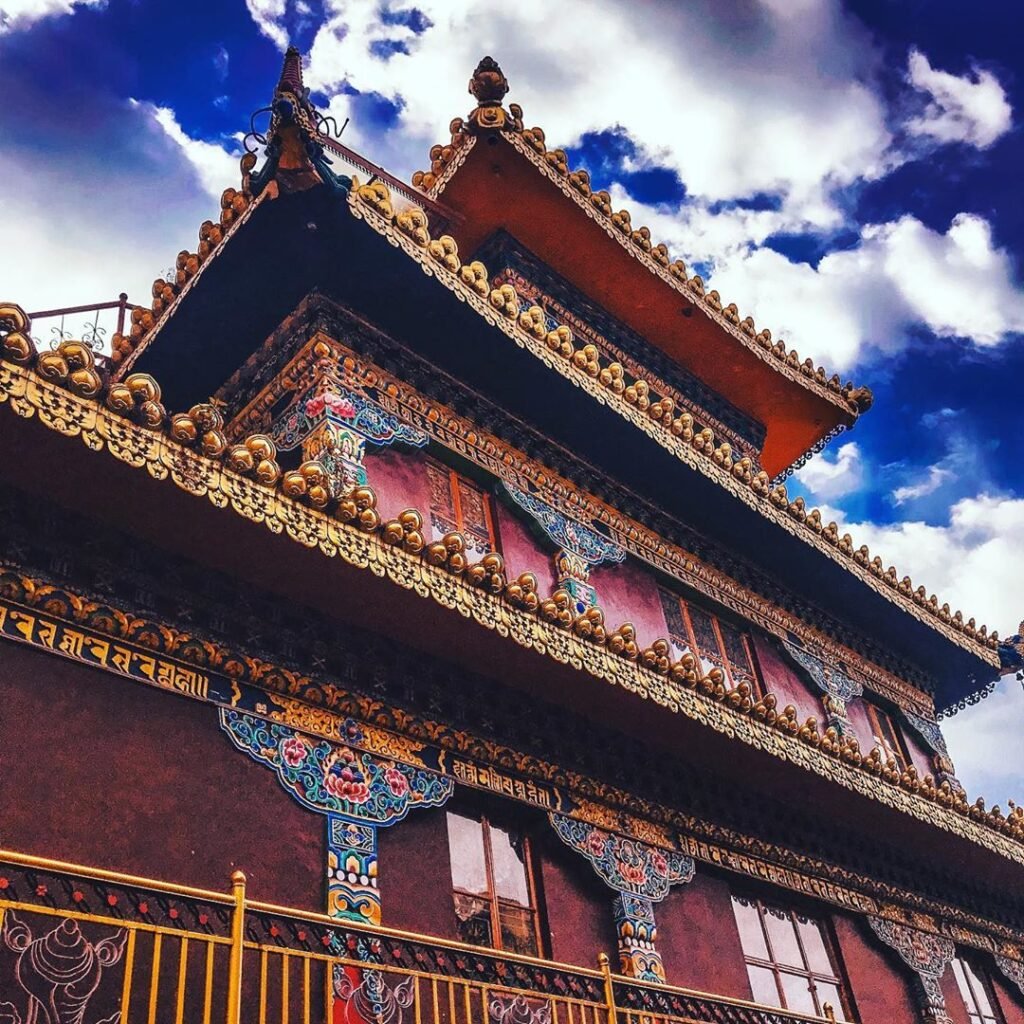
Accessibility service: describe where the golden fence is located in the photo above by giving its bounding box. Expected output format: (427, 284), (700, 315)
(0, 849), (846, 1024)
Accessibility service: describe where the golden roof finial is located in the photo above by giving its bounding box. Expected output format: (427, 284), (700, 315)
(466, 55), (521, 133)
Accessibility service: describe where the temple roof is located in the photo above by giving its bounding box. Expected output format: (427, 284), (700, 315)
(41, 48), (1002, 705)
(409, 57), (873, 479)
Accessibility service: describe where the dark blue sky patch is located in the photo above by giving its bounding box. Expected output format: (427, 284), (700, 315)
(379, 6), (432, 34)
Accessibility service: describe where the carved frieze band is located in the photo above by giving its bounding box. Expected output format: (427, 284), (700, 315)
(0, 575), (1020, 962)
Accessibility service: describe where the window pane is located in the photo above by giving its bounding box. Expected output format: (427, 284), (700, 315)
(446, 812), (489, 895)
(488, 824), (531, 905)
(815, 982), (845, 1021)
(747, 965), (781, 1007)
(963, 962), (995, 1017)
(953, 959), (973, 1004)
(732, 898), (770, 960)
(780, 971), (817, 1015)
(764, 910), (804, 969)
(796, 918), (834, 975)
(452, 892), (492, 947)
(498, 903), (538, 957)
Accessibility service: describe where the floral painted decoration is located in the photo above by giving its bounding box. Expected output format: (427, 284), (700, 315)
(220, 709), (453, 824)
(548, 813), (694, 901)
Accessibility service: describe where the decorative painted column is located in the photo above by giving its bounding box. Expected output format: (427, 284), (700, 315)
(549, 813), (695, 982)
(867, 916), (956, 1024)
(269, 372), (428, 501)
(504, 484), (626, 615)
(219, 709), (454, 925)
(783, 642), (863, 735)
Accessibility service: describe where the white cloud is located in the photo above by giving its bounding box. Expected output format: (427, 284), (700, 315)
(942, 678), (1024, 807)
(906, 48), (1013, 150)
(246, 0), (288, 51)
(293, 0), (893, 222)
(704, 213), (1024, 371)
(147, 103), (239, 202)
(796, 442), (865, 501)
(891, 464), (953, 506)
(0, 0), (102, 32)
(819, 493), (1024, 641)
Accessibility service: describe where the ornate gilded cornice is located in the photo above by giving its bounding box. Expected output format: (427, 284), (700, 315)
(220, 314), (935, 716)
(0, 563), (1023, 966)
(0, 341), (1017, 859)
(411, 59), (870, 426)
(339, 192), (1001, 666)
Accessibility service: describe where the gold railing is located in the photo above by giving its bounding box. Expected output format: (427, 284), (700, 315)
(0, 849), (848, 1024)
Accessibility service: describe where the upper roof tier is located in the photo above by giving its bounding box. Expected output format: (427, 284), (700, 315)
(410, 57), (873, 479)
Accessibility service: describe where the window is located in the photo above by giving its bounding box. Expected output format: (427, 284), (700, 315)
(660, 589), (761, 693)
(953, 958), (1003, 1024)
(445, 810), (542, 956)
(426, 458), (497, 557)
(865, 704), (909, 771)
(731, 896), (851, 1021)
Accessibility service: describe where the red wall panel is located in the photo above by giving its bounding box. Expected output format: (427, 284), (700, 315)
(0, 641), (324, 910)
(992, 968), (1024, 1024)
(378, 806), (461, 941)
(657, 873), (751, 998)
(589, 560), (669, 649)
(365, 447), (433, 523)
(493, 500), (558, 592)
(831, 913), (919, 1024)
(535, 838), (618, 968)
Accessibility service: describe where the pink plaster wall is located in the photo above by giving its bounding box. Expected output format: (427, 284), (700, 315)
(364, 447), (433, 522)
(588, 560), (669, 649)
(750, 635), (821, 719)
(493, 500), (558, 591)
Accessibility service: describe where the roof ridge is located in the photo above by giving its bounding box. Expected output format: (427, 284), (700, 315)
(341, 180), (1002, 665)
(410, 57), (873, 430)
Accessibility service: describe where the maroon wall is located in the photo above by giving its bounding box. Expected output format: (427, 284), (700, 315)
(378, 805), (460, 941)
(536, 837), (618, 968)
(941, 970), (972, 1024)
(0, 642), (325, 910)
(831, 913), (920, 1024)
(992, 969), (1024, 1024)
(658, 872), (752, 998)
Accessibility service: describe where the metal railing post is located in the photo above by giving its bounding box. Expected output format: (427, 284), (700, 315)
(226, 870), (247, 1024)
(598, 953), (618, 1024)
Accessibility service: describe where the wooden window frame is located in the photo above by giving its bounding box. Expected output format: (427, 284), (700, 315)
(732, 896), (852, 1021)
(865, 703), (910, 772)
(662, 589), (762, 698)
(953, 957), (1004, 1024)
(426, 457), (499, 552)
(447, 811), (544, 956)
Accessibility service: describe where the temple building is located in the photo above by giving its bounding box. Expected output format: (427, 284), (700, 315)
(4, 49), (1024, 1024)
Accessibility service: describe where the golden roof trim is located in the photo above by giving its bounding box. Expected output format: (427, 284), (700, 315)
(340, 186), (1000, 663)
(225, 317), (933, 716)
(0, 335), (1018, 859)
(411, 61), (871, 422)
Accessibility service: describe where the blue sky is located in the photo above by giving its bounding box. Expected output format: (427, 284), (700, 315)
(1, 0), (1022, 799)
